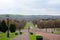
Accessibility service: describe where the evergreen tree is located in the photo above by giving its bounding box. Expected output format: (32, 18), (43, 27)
(1, 20), (8, 33)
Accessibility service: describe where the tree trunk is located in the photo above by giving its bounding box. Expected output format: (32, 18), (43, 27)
(54, 28), (56, 33)
(46, 28), (47, 32)
(7, 18), (9, 37)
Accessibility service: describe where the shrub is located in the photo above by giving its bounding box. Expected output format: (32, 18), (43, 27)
(52, 31), (54, 33)
(36, 35), (43, 40)
(30, 32), (33, 35)
(15, 33), (18, 35)
(20, 32), (22, 34)
(10, 24), (16, 33)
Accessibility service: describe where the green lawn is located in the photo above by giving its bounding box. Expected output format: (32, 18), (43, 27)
(55, 28), (60, 34)
(55, 31), (60, 34)
(29, 33), (36, 40)
(0, 32), (18, 40)
(29, 33), (43, 40)
(56, 28), (60, 31)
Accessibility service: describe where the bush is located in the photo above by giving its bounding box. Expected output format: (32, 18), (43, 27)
(10, 24), (16, 33)
(36, 35), (43, 40)
(30, 32), (33, 35)
(52, 31), (54, 33)
(20, 32), (22, 34)
(15, 33), (18, 35)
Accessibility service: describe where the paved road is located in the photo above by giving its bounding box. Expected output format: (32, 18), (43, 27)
(11, 30), (29, 40)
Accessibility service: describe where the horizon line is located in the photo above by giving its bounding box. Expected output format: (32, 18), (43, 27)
(0, 14), (60, 16)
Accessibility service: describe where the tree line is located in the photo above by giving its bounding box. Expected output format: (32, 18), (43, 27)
(32, 19), (60, 28)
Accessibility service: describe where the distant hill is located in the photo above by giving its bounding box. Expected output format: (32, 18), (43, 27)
(0, 14), (60, 21)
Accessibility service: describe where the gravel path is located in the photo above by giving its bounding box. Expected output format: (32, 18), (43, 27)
(11, 30), (29, 40)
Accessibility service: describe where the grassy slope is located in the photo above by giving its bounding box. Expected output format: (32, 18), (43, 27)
(0, 32), (18, 40)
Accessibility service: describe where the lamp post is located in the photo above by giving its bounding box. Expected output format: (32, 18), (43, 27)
(6, 15), (10, 37)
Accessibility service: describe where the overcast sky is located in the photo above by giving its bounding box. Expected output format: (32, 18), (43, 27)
(0, 0), (60, 15)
